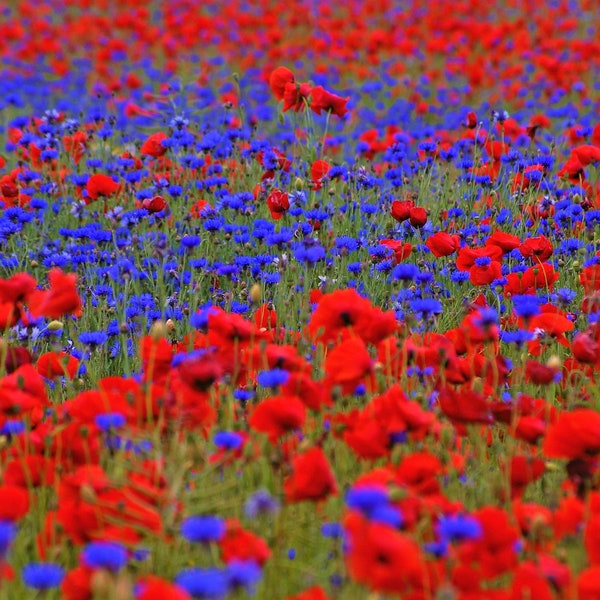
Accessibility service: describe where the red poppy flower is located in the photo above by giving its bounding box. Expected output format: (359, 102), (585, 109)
(325, 336), (372, 393)
(465, 111), (478, 129)
(266, 189), (289, 220)
(486, 231), (521, 254)
(140, 132), (168, 158)
(85, 173), (120, 202)
(285, 586), (332, 600)
(141, 195), (168, 213)
(344, 512), (425, 594)
(28, 269), (82, 319)
(37, 351), (79, 379)
(269, 66), (295, 101)
(136, 576), (191, 600)
(310, 85), (349, 118)
(283, 81), (312, 112)
(61, 566), (94, 600)
(509, 455), (545, 499)
(249, 395), (306, 442)
(310, 159), (330, 189)
(284, 447), (337, 503)
(426, 232), (460, 257)
(519, 236), (553, 262)
(543, 409), (600, 460)
(573, 332), (600, 364)
(390, 200), (414, 222)
(408, 206), (427, 228)
(0, 485), (30, 521)
(220, 519), (271, 566)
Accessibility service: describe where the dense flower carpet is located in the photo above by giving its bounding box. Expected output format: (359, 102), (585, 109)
(0, 0), (599, 598)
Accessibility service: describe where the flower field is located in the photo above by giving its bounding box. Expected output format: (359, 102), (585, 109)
(1, 0), (600, 598)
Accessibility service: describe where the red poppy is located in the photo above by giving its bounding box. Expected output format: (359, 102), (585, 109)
(325, 336), (373, 393)
(0, 485), (30, 521)
(283, 81), (312, 112)
(284, 447), (337, 503)
(486, 231), (521, 254)
(269, 66), (295, 101)
(140, 132), (168, 157)
(28, 269), (82, 319)
(344, 512), (425, 594)
(544, 409), (600, 460)
(408, 206), (427, 228)
(266, 189), (289, 220)
(85, 173), (120, 202)
(426, 232), (460, 257)
(136, 576), (191, 600)
(509, 455), (545, 499)
(249, 395), (306, 442)
(141, 195), (168, 213)
(310, 85), (349, 118)
(310, 159), (330, 189)
(285, 587), (332, 600)
(519, 236), (553, 262)
(37, 351), (79, 379)
(220, 519), (271, 566)
(390, 200), (414, 222)
(61, 566), (94, 600)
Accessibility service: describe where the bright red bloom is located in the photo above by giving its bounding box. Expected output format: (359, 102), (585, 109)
(61, 566), (93, 600)
(269, 66), (295, 101)
(390, 200), (414, 222)
(141, 195), (168, 213)
(509, 455), (545, 499)
(543, 409), (600, 460)
(0, 485), (30, 521)
(519, 236), (553, 262)
(344, 512), (425, 594)
(310, 159), (330, 189)
(285, 587), (332, 600)
(249, 395), (306, 442)
(426, 232), (460, 257)
(220, 519), (271, 566)
(408, 206), (427, 228)
(37, 351), (79, 379)
(28, 269), (82, 319)
(140, 132), (168, 157)
(310, 85), (349, 118)
(136, 576), (191, 600)
(266, 189), (289, 220)
(486, 231), (521, 254)
(85, 173), (120, 202)
(283, 81), (312, 112)
(284, 447), (337, 503)
(325, 336), (372, 393)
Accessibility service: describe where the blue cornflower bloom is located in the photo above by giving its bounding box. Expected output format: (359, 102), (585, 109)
(180, 516), (225, 544)
(437, 514), (483, 542)
(175, 568), (228, 598)
(95, 413), (126, 432)
(22, 563), (65, 589)
(226, 561), (262, 594)
(82, 542), (128, 571)
(345, 487), (389, 514)
(213, 431), (243, 451)
(392, 263), (420, 281)
(244, 490), (280, 518)
(0, 521), (16, 557)
(79, 331), (108, 347)
(321, 522), (344, 539)
(511, 295), (541, 319)
(257, 369), (289, 388)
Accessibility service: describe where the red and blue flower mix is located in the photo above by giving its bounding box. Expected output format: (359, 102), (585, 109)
(0, 0), (599, 598)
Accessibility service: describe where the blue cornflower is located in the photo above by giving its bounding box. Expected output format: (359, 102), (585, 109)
(321, 522), (344, 539)
(392, 263), (420, 281)
(79, 331), (108, 347)
(409, 299), (443, 319)
(226, 561), (262, 594)
(0, 521), (16, 557)
(175, 568), (228, 598)
(257, 369), (289, 388)
(181, 235), (201, 249)
(345, 487), (389, 514)
(180, 516), (225, 544)
(213, 431), (243, 451)
(244, 490), (280, 518)
(511, 295), (541, 319)
(437, 514), (483, 542)
(94, 413), (126, 432)
(474, 256), (492, 267)
(22, 563), (65, 589)
(82, 542), (128, 571)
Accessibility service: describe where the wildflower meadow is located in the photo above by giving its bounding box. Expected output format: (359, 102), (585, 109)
(1, 0), (600, 598)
